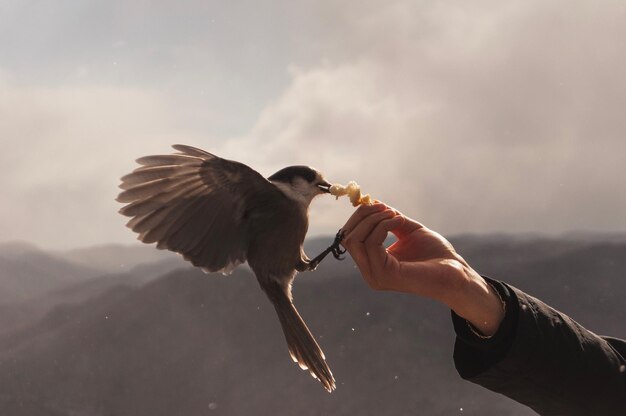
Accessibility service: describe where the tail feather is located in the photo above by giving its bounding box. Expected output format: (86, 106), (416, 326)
(267, 284), (335, 392)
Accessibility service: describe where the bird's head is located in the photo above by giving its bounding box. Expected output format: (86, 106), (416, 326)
(268, 166), (331, 207)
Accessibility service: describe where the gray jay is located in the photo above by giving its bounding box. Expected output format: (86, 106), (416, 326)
(117, 144), (345, 392)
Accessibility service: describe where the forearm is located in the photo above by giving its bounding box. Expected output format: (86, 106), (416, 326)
(452, 278), (626, 415)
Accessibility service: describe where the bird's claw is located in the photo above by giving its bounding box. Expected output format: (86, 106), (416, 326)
(304, 229), (346, 271)
(330, 229), (346, 260)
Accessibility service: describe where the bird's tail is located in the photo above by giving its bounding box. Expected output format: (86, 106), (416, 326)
(266, 283), (335, 392)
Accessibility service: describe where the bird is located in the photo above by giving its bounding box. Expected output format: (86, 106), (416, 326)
(116, 144), (345, 392)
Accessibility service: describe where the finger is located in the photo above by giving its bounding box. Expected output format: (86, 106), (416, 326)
(388, 214), (424, 239)
(341, 202), (387, 236)
(366, 215), (406, 248)
(349, 204), (424, 240)
(364, 216), (406, 281)
(347, 242), (373, 285)
(343, 209), (396, 247)
(341, 207), (393, 286)
(346, 211), (398, 289)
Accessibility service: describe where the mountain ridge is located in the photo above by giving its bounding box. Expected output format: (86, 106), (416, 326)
(0, 235), (623, 415)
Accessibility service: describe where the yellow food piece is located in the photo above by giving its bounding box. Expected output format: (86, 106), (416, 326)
(329, 181), (373, 207)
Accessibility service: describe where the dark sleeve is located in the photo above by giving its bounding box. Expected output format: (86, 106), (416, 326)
(451, 277), (626, 415)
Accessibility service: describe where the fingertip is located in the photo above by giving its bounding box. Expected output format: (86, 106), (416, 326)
(342, 202), (392, 240)
(378, 215), (406, 236)
(366, 202), (386, 211)
(352, 203), (382, 219)
(384, 214), (405, 227)
(364, 215), (402, 247)
(355, 202), (386, 217)
(382, 203), (399, 213)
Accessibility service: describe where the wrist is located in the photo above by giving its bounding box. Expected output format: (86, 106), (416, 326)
(447, 269), (506, 337)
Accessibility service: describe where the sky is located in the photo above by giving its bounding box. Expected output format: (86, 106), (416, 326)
(1, 0), (625, 250)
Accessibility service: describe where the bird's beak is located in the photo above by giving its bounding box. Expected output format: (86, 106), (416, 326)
(317, 180), (332, 193)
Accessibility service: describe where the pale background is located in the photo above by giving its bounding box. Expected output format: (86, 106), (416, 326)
(1, 0), (625, 250)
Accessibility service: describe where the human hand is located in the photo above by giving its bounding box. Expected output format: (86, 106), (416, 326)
(340, 203), (505, 336)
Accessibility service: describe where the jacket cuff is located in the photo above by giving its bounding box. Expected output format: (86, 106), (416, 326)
(451, 276), (520, 378)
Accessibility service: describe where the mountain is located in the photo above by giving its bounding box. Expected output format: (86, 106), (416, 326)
(57, 243), (181, 273)
(0, 256), (186, 336)
(451, 236), (626, 335)
(0, 241), (185, 335)
(0, 235), (623, 415)
(0, 267), (534, 416)
(0, 242), (102, 305)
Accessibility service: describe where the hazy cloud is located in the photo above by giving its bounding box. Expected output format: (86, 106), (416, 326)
(1, 0), (625, 249)
(233, 0), (626, 235)
(0, 77), (209, 249)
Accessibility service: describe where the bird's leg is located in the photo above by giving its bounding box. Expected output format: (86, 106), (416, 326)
(329, 229), (347, 259)
(304, 229), (346, 271)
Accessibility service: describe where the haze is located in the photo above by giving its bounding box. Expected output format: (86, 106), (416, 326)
(1, 0), (625, 250)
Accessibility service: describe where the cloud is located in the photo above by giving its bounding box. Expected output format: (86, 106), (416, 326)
(2, 0), (626, 249)
(0, 75), (213, 249)
(230, 0), (626, 235)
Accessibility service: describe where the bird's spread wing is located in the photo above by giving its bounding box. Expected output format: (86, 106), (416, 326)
(117, 144), (280, 274)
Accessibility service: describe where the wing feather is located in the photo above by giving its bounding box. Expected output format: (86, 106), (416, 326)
(172, 144), (215, 158)
(117, 145), (280, 272)
(154, 198), (213, 250)
(118, 179), (206, 217)
(118, 177), (192, 202)
(120, 165), (199, 189)
(135, 154), (203, 167)
(153, 197), (220, 251)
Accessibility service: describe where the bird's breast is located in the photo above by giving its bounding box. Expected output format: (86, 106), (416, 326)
(246, 197), (308, 277)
